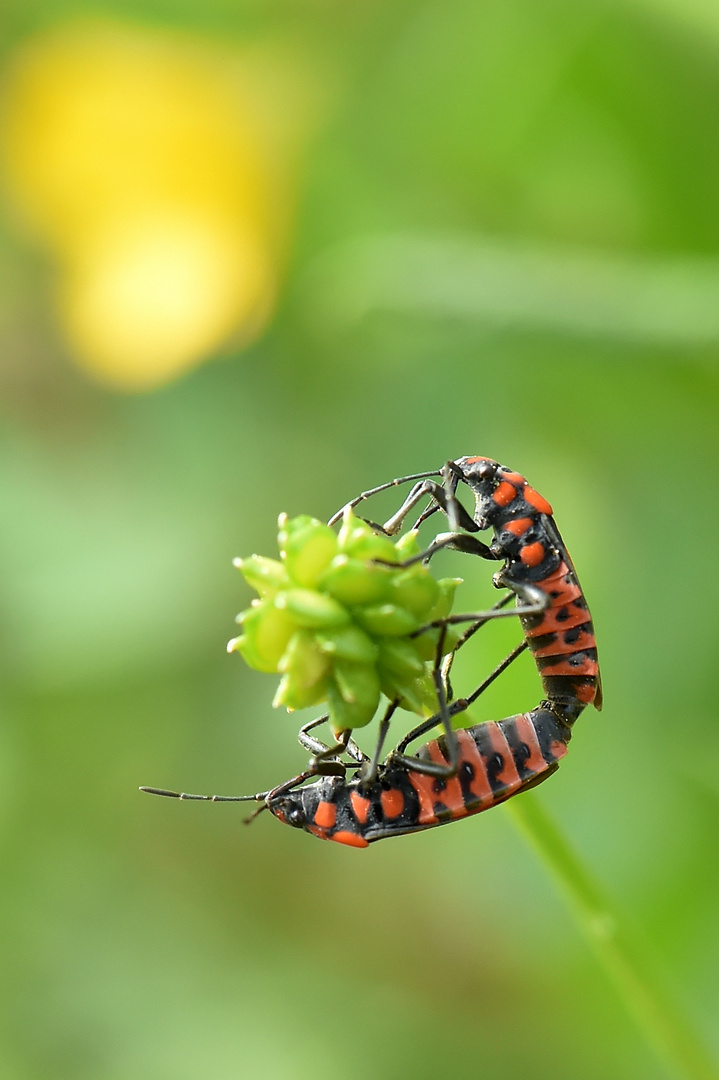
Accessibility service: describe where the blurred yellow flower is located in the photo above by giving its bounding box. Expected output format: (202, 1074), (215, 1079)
(0, 23), (307, 390)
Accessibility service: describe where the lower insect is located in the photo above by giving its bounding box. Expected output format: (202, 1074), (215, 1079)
(141, 703), (571, 846)
(268, 705), (571, 846)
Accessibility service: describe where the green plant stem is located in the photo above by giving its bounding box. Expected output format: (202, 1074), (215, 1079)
(508, 792), (718, 1080)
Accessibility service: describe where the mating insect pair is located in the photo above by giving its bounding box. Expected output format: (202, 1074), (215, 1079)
(142, 456), (601, 846)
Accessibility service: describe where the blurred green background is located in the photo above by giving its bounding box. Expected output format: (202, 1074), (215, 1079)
(2, 2), (719, 1078)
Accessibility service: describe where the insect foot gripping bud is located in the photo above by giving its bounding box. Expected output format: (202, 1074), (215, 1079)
(229, 508), (463, 736)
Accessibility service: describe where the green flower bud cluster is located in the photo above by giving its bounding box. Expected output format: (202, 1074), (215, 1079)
(228, 509), (462, 735)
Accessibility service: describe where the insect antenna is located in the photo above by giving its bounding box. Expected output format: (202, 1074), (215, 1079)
(139, 785), (272, 825)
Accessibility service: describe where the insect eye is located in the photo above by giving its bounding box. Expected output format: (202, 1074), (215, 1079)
(287, 806), (306, 827)
(476, 461), (495, 481)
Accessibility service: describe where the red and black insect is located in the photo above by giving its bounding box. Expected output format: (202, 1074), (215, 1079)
(331, 455), (602, 724)
(269, 703), (571, 846)
(140, 700), (571, 847)
(142, 457), (601, 846)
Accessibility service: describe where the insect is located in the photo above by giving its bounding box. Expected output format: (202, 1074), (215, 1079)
(142, 456), (601, 845)
(140, 690), (571, 847)
(330, 455), (603, 731)
(265, 702), (572, 845)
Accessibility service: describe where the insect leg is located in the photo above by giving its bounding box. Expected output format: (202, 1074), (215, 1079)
(300, 727), (369, 778)
(385, 622), (462, 779)
(391, 638), (529, 757)
(377, 529), (497, 572)
(440, 592), (515, 700)
(384, 588), (533, 779)
(327, 470), (443, 528)
(298, 714), (367, 764)
(419, 582), (549, 633)
(358, 698), (400, 788)
(382, 477), (477, 537)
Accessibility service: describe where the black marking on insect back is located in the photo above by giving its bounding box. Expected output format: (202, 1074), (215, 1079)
(398, 771), (422, 826)
(527, 630), (560, 651)
(373, 766), (422, 829)
(499, 716), (535, 781)
(425, 737), (459, 820)
(532, 708), (572, 762)
(432, 733), (452, 770)
(536, 648), (598, 672)
(540, 676), (592, 718)
(472, 725), (509, 795)
(457, 755), (480, 806)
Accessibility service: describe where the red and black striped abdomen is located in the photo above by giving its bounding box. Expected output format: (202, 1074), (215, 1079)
(404, 707), (571, 831)
(270, 708), (572, 846)
(520, 559), (601, 720)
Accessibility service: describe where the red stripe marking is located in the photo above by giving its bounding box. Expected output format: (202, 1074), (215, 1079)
(407, 770), (439, 826)
(350, 791), (371, 825)
(541, 577), (583, 605)
(424, 741), (468, 819)
(537, 562), (583, 601)
(313, 801), (336, 829)
(527, 604), (593, 637)
(576, 682), (598, 704)
(455, 729), (494, 809)
(331, 830), (369, 848)
(521, 561), (586, 630)
(500, 470), (526, 487)
(486, 724), (522, 789)
(549, 741), (569, 761)
(524, 486), (553, 515)
(536, 561), (573, 586)
(504, 517), (534, 537)
(531, 627), (597, 658)
(520, 541), (546, 567)
(465, 456), (492, 464)
(513, 714), (548, 775)
(380, 788), (405, 819)
(306, 825), (329, 841)
(493, 481), (518, 507)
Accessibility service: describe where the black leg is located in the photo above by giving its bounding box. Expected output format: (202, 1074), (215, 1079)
(297, 714), (333, 757)
(438, 593), (514, 700)
(305, 727), (372, 776)
(382, 476), (478, 537)
(358, 699), (399, 788)
(417, 580), (550, 634)
(327, 470), (443, 528)
(381, 529), (497, 571)
(297, 715), (367, 765)
(385, 621), (462, 780)
(391, 638), (529, 757)
(463, 640), (529, 708)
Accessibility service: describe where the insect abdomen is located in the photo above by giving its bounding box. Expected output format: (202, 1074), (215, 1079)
(520, 559), (601, 718)
(405, 707), (571, 828)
